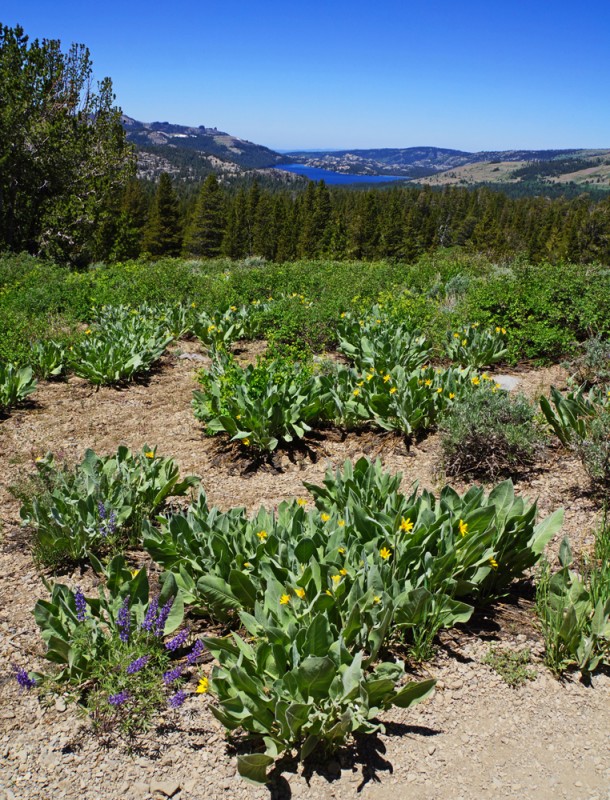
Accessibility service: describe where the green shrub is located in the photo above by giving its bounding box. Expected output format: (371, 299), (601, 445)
(0, 363), (37, 410)
(18, 446), (198, 569)
(442, 386), (544, 479)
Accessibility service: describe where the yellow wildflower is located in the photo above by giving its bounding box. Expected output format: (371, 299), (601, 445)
(257, 530), (268, 541)
(321, 513), (330, 522)
(353, 389), (360, 397)
(389, 386), (397, 394)
(325, 589), (332, 596)
(461, 339), (468, 346)
(379, 547), (392, 560)
(297, 498), (307, 507)
(339, 568), (348, 576)
(230, 305), (237, 311)
(191, 302), (197, 308)
(449, 392), (455, 400)
(295, 587), (306, 599)
(331, 574), (342, 584)
(242, 438), (250, 446)
(340, 312), (347, 318)
(85, 329), (92, 335)
(338, 547), (346, 554)
(280, 594), (290, 605)
(131, 569), (140, 578)
(400, 517), (414, 533)
(338, 519), (345, 527)
(458, 519), (468, 537)
(501, 328), (506, 334)
(366, 372), (374, 381)
(196, 676), (209, 694)
(453, 332), (460, 339)
(373, 596), (382, 604)
(357, 380), (364, 387)
(495, 383), (501, 390)
(425, 379), (433, 387)
(471, 376), (480, 386)
(244, 562), (252, 568)
(383, 374), (391, 383)
(145, 450), (155, 458)
(489, 557), (498, 570)
(436, 387), (443, 393)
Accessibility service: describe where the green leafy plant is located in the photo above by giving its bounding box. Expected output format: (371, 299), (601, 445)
(536, 539), (610, 676)
(31, 340), (67, 379)
(30, 558), (206, 740)
(204, 618), (435, 784)
(0, 363), (37, 410)
(445, 323), (507, 368)
(19, 446), (198, 568)
(193, 350), (321, 452)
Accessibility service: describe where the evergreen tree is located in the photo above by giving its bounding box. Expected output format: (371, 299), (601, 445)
(0, 24), (134, 264)
(183, 174), (226, 257)
(142, 173), (182, 257)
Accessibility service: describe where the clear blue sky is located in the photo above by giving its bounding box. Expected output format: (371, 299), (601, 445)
(3, 1), (609, 151)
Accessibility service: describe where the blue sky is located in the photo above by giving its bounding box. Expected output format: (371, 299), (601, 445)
(3, 1), (609, 151)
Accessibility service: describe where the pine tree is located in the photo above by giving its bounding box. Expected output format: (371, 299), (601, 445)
(182, 174), (226, 257)
(142, 173), (182, 257)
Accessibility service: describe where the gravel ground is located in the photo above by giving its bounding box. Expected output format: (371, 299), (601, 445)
(1, 345), (608, 800)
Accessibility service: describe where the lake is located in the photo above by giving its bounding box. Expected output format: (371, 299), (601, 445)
(277, 163), (408, 185)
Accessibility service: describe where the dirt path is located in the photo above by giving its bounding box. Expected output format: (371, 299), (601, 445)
(1, 347), (608, 800)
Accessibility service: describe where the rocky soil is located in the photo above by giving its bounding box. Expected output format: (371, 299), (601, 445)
(1, 343), (608, 800)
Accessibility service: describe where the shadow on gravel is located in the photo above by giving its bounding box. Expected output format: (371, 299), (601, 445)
(264, 723), (441, 798)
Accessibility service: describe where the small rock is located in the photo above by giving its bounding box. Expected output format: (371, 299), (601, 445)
(427, 744), (436, 756)
(149, 780), (181, 797)
(54, 698), (67, 713)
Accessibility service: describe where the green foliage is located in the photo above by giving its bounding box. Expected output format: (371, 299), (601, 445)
(337, 305), (430, 374)
(204, 624), (435, 783)
(69, 305), (175, 385)
(482, 647), (536, 688)
(190, 302), (267, 348)
(541, 385), (610, 494)
(0, 363), (37, 410)
(536, 539), (610, 676)
(0, 24), (134, 264)
(442, 385), (543, 479)
(193, 349), (320, 452)
(18, 446), (198, 569)
(564, 336), (610, 388)
(31, 340), (67, 379)
(32, 559), (193, 739)
(445, 323), (507, 368)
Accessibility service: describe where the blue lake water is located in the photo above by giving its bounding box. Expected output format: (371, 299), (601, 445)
(277, 163), (408, 185)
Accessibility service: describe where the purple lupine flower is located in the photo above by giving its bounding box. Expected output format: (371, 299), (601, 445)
(141, 596), (159, 632)
(168, 689), (187, 709)
(186, 639), (205, 665)
(98, 501), (107, 520)
(13, 665), (36, 691)
(117, 595), (131, 643)
(126, 655), (149, 674)
(107, 510), (117, 536)
(165, 628), (189, 652)
(108, 690), (130, 706)
(163, 665), (183, 685)
(74, 588), (87, 622)
(154, 597), (174, 637)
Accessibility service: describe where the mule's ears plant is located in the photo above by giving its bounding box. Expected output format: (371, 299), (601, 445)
(204, 618), (436, 784)
(445, 324), (507, 369)
(20, 445), (199, 569)
(0, 363), (37, 411)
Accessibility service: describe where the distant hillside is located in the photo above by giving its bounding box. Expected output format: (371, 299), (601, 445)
(122, 115), (289, 181)
(284, 146), (610, 189)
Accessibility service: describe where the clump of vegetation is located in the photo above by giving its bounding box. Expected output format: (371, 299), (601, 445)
(563, 336), (610, 388)
(535, 531), (610, 677)
(16, 446), (198, 569)
(483, 647), (536, 688)
(30, 559), (209, 742)
(441, 386), (544, 479)
(0, 363), (37, 412)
